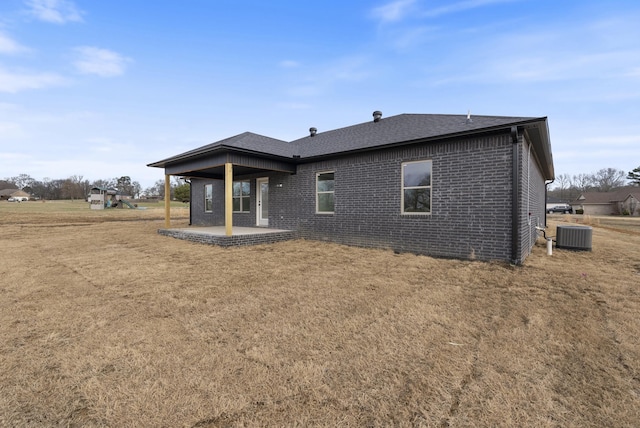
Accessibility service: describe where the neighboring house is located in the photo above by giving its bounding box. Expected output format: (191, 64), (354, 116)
(0, 189), (30, 201)
(573, 188), (640, 216)
(148, 112), (554, 264)
(0, 189), (17, 200)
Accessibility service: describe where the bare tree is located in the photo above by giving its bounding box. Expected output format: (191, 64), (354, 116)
(29, 179), (48, 199)
(554, 173), (572, 200)
(46, 179), (65, 200)
(131, 181), (141, 199)
(61, 175), (87, 200)
(144, 178), (182, 199)
(591, 168), (627, 192)
(7, 174), (35, 190)
(3, 174), (144, 199)
(116, 176), (134, 196)
(92, 178), (116, 189)
(146, 179), (166, 198)
(572, 173), (593, 192)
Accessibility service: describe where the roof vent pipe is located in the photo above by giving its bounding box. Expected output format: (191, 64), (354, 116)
(373, 111), (382, 122)
(466, 110), (473, 124)
(309, 127), (317, 137)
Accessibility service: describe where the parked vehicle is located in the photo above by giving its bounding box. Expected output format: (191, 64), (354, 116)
(547, 204), (573, 214)
(7, 197), (28, 202)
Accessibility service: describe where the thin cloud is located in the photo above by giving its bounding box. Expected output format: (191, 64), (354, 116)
(0, 152), (31, 161)
(372, 0), (517, 51)
(428, 12), (640, 88)
(279, 60), (301, 68)
(73, 46), (131, 77)
(275, 102), (312, 110)
(0, 121), (26, 139)
(422, 0), (519, 18)
(583, 135), (640, 146)
(371, 0), (416, 24)
(326, 56), (372, 82)
(86, 137), (117, 153)
(626, 67), (640, 78)
(284, 56), (373, 100)
(0, 32), (28, 55)
(388, 26), (435, 50)
(371, 0), (516, 24)
(25, 0), (84, 24)
(0, 66), (65, 93)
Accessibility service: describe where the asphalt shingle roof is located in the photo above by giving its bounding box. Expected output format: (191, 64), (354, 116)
(148, 132), (294, 167)
(292, 114), (539, 158)
(148, 113), (549, 172)
(0, 189), (29, 197)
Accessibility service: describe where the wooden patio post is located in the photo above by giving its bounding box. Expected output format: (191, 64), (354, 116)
(164, 174), (171, 228)
(225, 163), (233, 236)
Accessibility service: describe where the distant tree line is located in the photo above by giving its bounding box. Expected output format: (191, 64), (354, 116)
(5, 166), (638, 203)
(1, 174), (141, 200)
(0, 173), (180, 201)
(145, 178), (190, 201)
(549, 167), (639, 202)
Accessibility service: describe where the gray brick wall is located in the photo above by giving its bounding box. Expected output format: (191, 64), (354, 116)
(282, 134), (514, 261)
(191, 172), (298, 228)
(514, 134), (547, 264)
(188, 131), (548, 263)
(191, 179), (224, 226)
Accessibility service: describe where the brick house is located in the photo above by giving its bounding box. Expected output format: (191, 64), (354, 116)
(572, 188), (640, 216)
(148, 112), (554, 264)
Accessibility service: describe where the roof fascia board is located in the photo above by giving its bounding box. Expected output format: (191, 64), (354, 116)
(521, 118), (553, 180)
(148, 145), (296, 168)
(164, 153), (296, 177)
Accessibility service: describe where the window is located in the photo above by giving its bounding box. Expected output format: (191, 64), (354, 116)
(233, 180), (250, 212)
(204, 184), (213, 212)
(402, 160), (431, 214)
(316, 172), (335, 213)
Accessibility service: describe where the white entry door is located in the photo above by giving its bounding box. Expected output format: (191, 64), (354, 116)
(256, 177), (269, 226)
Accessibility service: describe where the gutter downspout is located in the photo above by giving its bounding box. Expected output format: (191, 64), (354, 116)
(543, 178), (555, 234)
(511, 126), (520, 265)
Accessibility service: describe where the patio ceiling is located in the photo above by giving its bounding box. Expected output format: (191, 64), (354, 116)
(179, 164), (292, 180)
(159, 149), (296, 178)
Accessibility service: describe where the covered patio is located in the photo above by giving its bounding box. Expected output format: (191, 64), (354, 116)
(147, 132), (297, 239)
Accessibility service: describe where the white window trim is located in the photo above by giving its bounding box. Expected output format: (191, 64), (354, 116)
(401, 160), (432, 215)
(233, 180), (251, 213)
(204, 184), (213, 213)
(316, 171), (335, 214)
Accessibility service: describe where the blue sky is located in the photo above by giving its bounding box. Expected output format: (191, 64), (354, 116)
(1, 0), (639, 190)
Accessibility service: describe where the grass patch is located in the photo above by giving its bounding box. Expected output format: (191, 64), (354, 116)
(1, 207), (639, 426)
(548, 213), (640, 235)
(0, 199), (188, 225)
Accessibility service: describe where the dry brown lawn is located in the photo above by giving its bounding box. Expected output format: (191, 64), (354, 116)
(1, 201), (639, 427)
